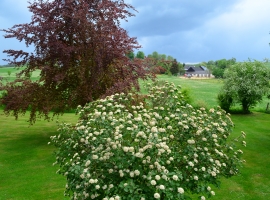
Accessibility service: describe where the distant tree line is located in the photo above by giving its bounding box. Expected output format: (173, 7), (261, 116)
(0, 64), (16, 68)
(126, 52), (240, 78)
(199, 58), (237, 78)
(126, 50), (183, 76)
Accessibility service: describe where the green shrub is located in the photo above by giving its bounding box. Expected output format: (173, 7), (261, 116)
(195, 100), (208, 109)
(50, 82), (245, 200)
(180, 88), (193, 105)
(217, 93), (233, 112)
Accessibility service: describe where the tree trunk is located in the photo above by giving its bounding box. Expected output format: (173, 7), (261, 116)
(242, 99), (250, 114)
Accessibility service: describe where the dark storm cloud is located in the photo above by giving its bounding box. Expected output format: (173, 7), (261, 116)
(123, 0), (237, 37)
(1, 0), (270, 65)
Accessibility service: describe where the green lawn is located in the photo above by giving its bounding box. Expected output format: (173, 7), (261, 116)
(0, 66), (40, 83)
(156, 75), (269, 112)
(0, 74), (270, 199)
(0, 113), (69, 200)
(214, 112), (270, 200)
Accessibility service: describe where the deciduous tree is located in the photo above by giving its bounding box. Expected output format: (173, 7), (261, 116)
(219, 61), (270, 113)
(0, 0), (152, 124)
(170, 59), (179, 75)
(135, 51), (145, 59)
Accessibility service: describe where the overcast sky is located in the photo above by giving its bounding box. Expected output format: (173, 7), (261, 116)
(1, 0), (270, 65)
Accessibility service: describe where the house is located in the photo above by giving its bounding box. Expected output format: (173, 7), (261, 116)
(184, 65), (212, 78)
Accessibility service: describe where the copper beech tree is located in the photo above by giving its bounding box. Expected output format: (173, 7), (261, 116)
(0, 0), (153, 124)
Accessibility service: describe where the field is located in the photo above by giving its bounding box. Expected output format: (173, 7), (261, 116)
(0, 69), (270, 199)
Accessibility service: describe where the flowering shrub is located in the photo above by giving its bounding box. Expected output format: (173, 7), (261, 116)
(50, 82), (246, 200)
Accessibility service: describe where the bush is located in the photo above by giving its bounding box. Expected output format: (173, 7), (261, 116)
(180, 88), (193, 105)
(195, 100), (208, 109)
(217, 93), (233, 112)
(221, 61), (270, 113)
(50, 82), (245, 200)
(152, 66), (166, 74)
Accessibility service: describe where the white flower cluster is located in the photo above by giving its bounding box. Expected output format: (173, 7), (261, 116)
(51, 81), (245, 199)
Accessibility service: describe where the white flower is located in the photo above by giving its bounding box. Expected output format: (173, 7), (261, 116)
(80, 174), (85, 179)
(172, 175), (178, 181)
(129, 171), (134, 177)
(134, 170), (140, 176)
(95, 185), (100, 189)
(85, 160), (91, 167)
(151, 180), (157, 185)
(154, 193), (160, 199)
(92, 155), (98, 159)
(151, 127), (158, 133)
(187, 139), (195, 144)
(178, 187), (184, 194)
(115, 196), (120, 200)
(207, 186), (211, 191)
(211, 171), (217, 176)
(150, 121), (156, 126)
(184, 125), (189, 129)
(201, 196), (206, 200)
(89, 179), (95, 184)
(211, 191), (215, 195)
(162, 174), (168, 180)
(159, 185), (165, 190)
(123, 147), (129, 152)
(194, 176), (198, 180)
(158, 128), (166, 132)
(155, 175), (161, 180)
(129, 147), (134, 152)
(188, 162), (194, 167)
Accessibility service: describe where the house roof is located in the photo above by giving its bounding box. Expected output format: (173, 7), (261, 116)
(184, 65), (208, 72)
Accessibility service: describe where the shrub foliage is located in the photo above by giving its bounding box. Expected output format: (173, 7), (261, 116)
(218, 61), (270, 113)
(51, 82), (245, 200)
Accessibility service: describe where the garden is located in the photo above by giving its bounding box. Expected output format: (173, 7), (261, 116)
(1, 69), (270, 199)
(0, 1), (269, 199)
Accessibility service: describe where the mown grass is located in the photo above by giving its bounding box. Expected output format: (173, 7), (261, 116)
(0, 73), (270, 199)
(214, 112), (270, 200)
(0, 113), (70, 200)
(0, 66), (40, 84)
(155, 75), (269, 112)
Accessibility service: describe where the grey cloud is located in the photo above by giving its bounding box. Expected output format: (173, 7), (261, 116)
(123, 0), (239, 37)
